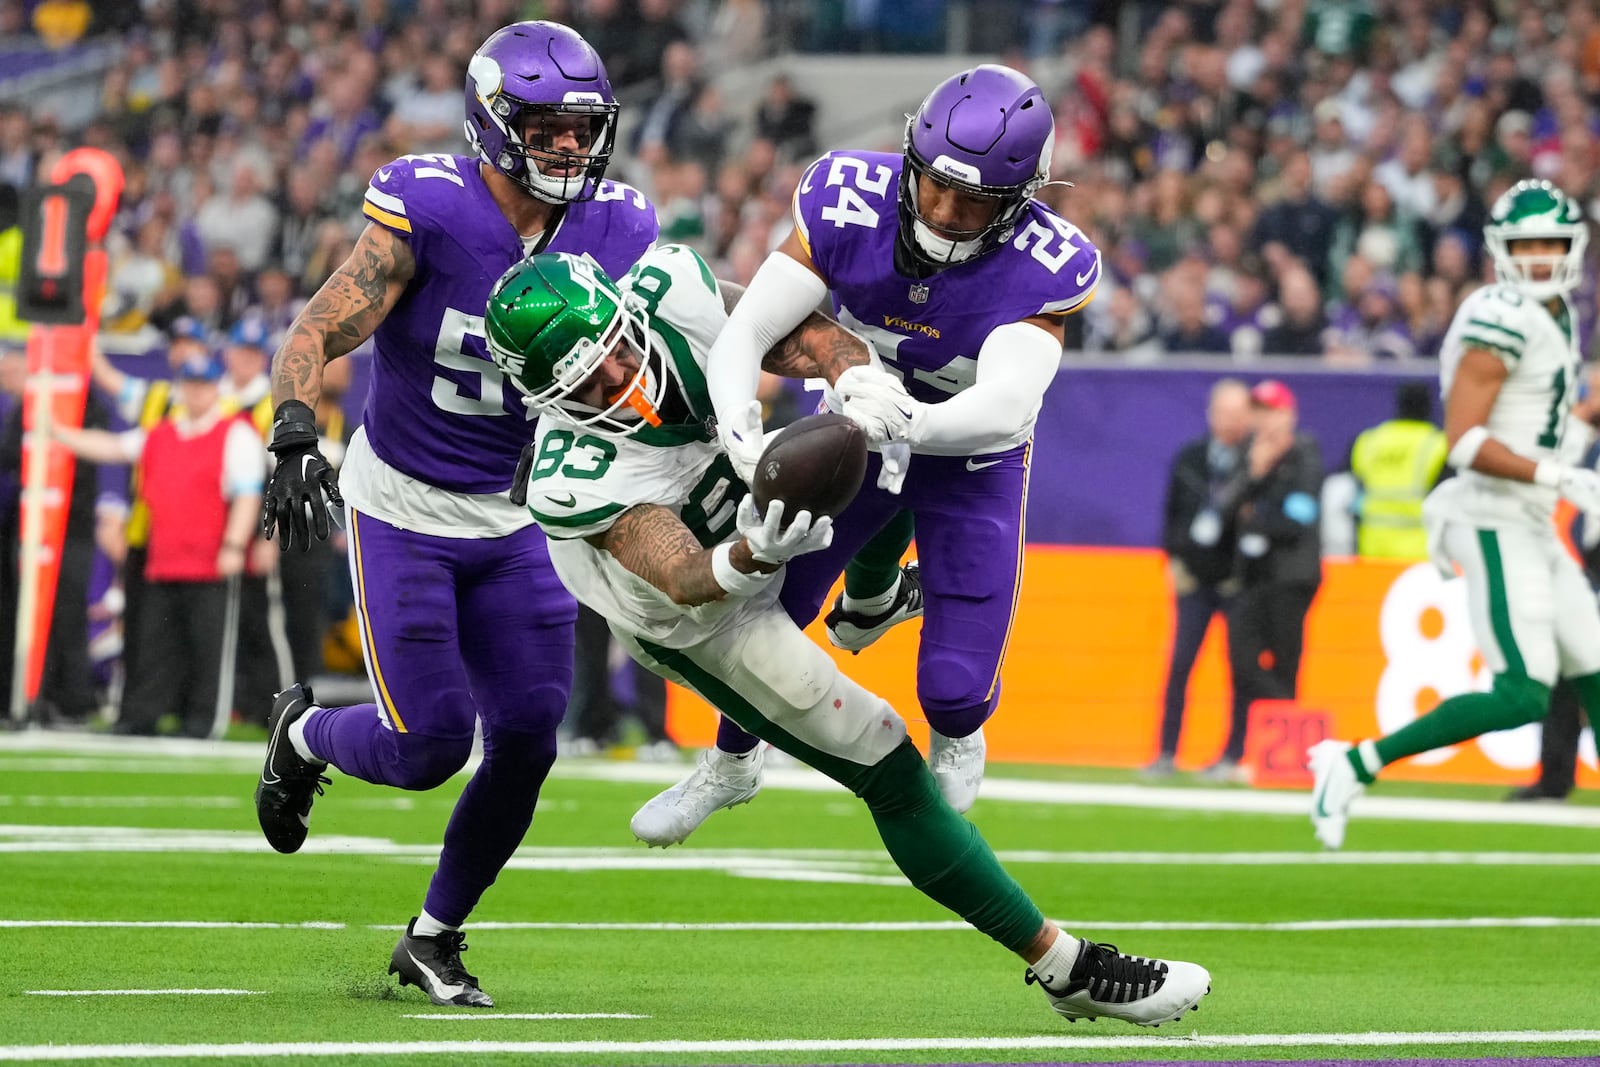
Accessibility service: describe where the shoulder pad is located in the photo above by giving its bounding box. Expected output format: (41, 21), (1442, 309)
(362, 154), (472, 237)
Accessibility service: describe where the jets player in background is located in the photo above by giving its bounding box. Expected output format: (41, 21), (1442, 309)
(252, 22), (657, 1006)
(483, 245), (1211, 1028)
(1309, 179), (1600, 849)
(632, 64), (1099, 844)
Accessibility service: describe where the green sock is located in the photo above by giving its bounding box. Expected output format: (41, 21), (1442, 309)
(854, 742), (1045, 952)
(843, 510), (915, 600)
(633, 638), (1043, 954)
(1374, 678), (1551, 767)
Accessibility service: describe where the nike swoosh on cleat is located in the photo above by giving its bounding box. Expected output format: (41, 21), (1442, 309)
(407, 950), (468, 1002)
(966, 458), (1003, 472)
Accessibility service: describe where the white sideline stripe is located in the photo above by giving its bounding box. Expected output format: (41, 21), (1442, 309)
(0, 795), (242, 809)
(5, 732), (1600, 828)
(369, 916), (1600, 933)
(7, 916), (1599, 935)
(1, 1030), (1597, 1060)
(4, 826), (1600, 867)
(0, 921), (344, 929)
(25, 989), (264, 997)
(401, 1013), (650, 1021)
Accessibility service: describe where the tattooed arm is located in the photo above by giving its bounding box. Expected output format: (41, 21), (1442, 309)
(586, 504), (775, 607)
(715, 277), (871, 386)
(271, 223), (415, 407)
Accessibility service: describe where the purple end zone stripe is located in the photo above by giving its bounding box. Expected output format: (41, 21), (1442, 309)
(844, 1060), (1599, 1067)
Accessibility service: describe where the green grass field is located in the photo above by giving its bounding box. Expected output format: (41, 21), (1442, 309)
(3, 733), (1599, 1066)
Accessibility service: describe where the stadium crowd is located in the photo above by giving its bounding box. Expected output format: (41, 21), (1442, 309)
(2, 0), (1600, 730)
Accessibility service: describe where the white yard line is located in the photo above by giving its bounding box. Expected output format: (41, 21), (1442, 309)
(0, 1029), (1598, 1061)
(374, 916), (1600, 933)
(25, 989), (265, 997)
(4, 916), (1598, 934)
(401, 1013), (650, 1021)
(0, 921), (344, 929)
(4, 732), (1600, 827)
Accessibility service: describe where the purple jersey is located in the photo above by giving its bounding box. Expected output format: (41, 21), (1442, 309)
(792, 150), (1098, 404)
(360, 153), (657, 493)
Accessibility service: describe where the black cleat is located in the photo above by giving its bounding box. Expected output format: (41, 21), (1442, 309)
(824, 560), (924, 654)
(1027, 938), (1211, 1026)
(389, 918), (495, 1007)
(253, 683), (330, 854)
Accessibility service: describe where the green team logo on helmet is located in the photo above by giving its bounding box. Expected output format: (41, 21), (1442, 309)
(485, 252), (663, 436)
(1484, 179), (1588, 299)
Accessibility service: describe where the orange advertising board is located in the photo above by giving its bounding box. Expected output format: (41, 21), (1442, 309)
(665, 547), (1598, 788)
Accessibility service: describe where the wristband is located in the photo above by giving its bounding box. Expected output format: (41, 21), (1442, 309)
(1446, 425), (1490, 471)
(711, 541), (775, 598)
(1533, 459), (1564, 488)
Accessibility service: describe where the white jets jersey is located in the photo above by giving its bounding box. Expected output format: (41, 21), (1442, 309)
(1430, 283), (1582, 528)
(526, 244), (782, 647)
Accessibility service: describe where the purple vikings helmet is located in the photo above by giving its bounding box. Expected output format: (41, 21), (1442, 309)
(464, 21), (619, 204)
(897, 65), (1055, 271)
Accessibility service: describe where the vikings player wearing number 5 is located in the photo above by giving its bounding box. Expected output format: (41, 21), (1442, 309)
(632, 65), (1098, 844)
(1308, 180), (1600, 849)
(252, 22), (656, 1005)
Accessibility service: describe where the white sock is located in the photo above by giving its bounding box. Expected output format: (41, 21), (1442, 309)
(412, 908), (458, 939)
(1029, 932), (1083, 989)
(842, 575), (901, 616)
(715, 746), (759, 765)
(287, 710), (325, 765)
(1356, 739), (1383, 778)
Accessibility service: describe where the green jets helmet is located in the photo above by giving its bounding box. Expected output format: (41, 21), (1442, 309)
(484, 252), (664, 436)
(1483, 179), (1588, 300)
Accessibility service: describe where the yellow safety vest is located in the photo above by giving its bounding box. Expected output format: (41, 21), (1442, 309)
(0, 225), (28, 345)
(1351, 418), (1448, 559)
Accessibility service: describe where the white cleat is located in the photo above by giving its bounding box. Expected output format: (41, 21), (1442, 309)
(630, 746), (764, 847)
(929, 727), (985, 813)
(1307, 739), (1366, 850)
(1029, 938), (1211, 1026)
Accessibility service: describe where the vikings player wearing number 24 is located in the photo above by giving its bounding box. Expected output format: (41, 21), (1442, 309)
(633, 64), (1096, 846)
(253, 22), (656, 1007)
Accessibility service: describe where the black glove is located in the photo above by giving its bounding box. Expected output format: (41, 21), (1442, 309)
(262, 399), (344, 551)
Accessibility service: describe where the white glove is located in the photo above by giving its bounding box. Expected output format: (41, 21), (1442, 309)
(1554, 466), (1600, 514)
(737, 496), (834, 564)
(836, 365), (918, 446)
(718, 400), (768, 486)
(877, 442), (910, 494)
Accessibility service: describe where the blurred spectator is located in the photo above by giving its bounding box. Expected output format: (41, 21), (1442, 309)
(0, 106), (33, 190)
(1260, 267), (1330, 356)
(1250, 152), (1340, 286)
(52, 352), (264, 738)
(1149, 378), (1251, 776)
(705, 0), (767, 67)
(632, 40), (702, 167)
(753, 75), (817, 164)
(384, 52), (460, 156)
(1214, 380), (1323, 781)
(1158, 280), (1232, 355)
(1323, 267), (1417, 364)
(1327, 179), (1423, 296)
(1349, 381), (1448, 559)
(194, 162), (280, 273)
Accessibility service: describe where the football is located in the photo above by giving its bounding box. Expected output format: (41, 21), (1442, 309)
(750, 412), (868, 528)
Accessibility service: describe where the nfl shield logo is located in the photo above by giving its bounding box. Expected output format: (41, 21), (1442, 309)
(908, 283), (929, 303)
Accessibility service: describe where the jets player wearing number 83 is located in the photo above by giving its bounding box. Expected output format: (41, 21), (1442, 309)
(1308, 179), (1600, 849)
(251, 22), (657, 1006)
(633, 64), (1101, 842)
(484, 243), (1210, 1027)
